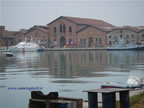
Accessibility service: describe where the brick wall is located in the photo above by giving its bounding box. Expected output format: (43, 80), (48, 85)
(77, 26), (107, 48)
(48, 17), (77, 47)
(25, 29), (48, 48)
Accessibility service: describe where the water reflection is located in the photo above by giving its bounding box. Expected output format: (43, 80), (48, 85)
(0, 51), (144, 108)
(1, 51), (144, 79)
(38, 51), (144, 78)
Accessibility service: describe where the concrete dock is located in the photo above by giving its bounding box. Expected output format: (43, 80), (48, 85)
(45, 47), (106, 51)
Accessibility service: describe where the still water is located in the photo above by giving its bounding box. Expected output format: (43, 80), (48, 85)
(0, 51), (144, 108)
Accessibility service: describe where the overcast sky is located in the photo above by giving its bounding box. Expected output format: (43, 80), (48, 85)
(0, 0), (144, 31)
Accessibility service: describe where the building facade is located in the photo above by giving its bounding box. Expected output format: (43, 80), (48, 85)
(77, 25), (111, 48)
(106, 27), (139, 46)
(47, 16), (115, 48)
(24, 25), (49, 48)
(14, 29), (27, 45)
(0, 26), (16, 48)
(138, 30), (144, 45)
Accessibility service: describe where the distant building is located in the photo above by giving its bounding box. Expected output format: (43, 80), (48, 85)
(0, 26), (16, 48)
(106, 26), (144, 46)
(77, 25), (113, 48)
(14, 29), (27, 45)
(24, 25), (49, 48)
(137, 27), (144, 45)
(47, 16), (115, 48)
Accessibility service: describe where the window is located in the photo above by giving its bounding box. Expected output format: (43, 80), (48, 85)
(69, 26), (72, 32)
(96, 38), (98, 44)
(60, 24), (62, 32)
(142, 34), (144, 38)
(126, 40), (129, 44)
(120, 35), (123, 38)
(126, 35), (129, 39)
(80, 39), (83, 47)
(63, 24), (66, 33)
(109, 41), (112, 45)
(109, 35), (111, 39)
(84, 39), (86, 45)
(54, 27), (56, 33)
(131, 34), (135, 38)
(99, 38), (102, 44)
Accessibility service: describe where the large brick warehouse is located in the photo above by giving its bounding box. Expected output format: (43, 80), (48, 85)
(47, 16), (115, 48)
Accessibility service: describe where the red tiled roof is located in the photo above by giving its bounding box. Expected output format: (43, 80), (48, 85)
(123, 26), (140, 32)
(63, 16), (115, 27)
(109, 26), (141, 32)
(77, 25), (114, 33)
(37, 28), (49, 33)
(48, 16), (115, 27)
(25, 25), (48, 34)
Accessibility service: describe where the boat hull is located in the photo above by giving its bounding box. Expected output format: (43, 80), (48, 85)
(107, 45), (144, 50)
(10, 47), (39, 52)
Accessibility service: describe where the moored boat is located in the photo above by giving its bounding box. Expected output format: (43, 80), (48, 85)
(5, 52), (14, 57)
(9, 41), (44, 52)
(101, 71), (144, 89)
(107, 44), (144, 50)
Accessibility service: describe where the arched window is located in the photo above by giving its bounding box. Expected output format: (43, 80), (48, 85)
(60, 24), (62, 32)
(131, 34), (135, 38)
(126, 40), (129, 44)
(120, 35), (123, 38)
(80, 39), (83, 45)
(63, 24), (66, 33)
(99, 38), (102, 44)
(109, 41), (112, 45)
(54, 27), (56, 33)
(142, 34), (144, 38)
(69, 26), (72, 32)
(126, 35), (129, 39)
(109, 35), (111, 39)
(88, 37), (93, 47)
(96, 38), (98, 45)
(84, 39), (86, 45)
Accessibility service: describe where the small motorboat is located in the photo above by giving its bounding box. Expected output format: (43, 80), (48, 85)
(5, 52), (14, 57)
(101, 72), (144, 89)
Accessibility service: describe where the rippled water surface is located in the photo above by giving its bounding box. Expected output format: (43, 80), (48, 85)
(0, 51), (144, 108)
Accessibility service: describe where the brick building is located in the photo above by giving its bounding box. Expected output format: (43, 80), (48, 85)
(106, 26), (144, 46)
(0, 26), (5, 47)
(77, 25), (113, 48)
(0, 26), (16, 48)
(47, 16), (115, 48)
(137, 27), (144, 45)
(24, 25), (49, 48)
(14, 29), (27, 45)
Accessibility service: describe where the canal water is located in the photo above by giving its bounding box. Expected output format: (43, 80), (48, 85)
(0, 51), (144, 108)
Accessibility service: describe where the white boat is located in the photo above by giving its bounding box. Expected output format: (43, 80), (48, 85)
(9, 41), (43, 52)
(107, 44), (144, 50)
(107, 37), (144, 50)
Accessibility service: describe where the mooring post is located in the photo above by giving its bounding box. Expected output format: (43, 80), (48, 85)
(102, 92), (116, 108)
(120, 90), (130, 108)
(88, 92), (98, 108)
